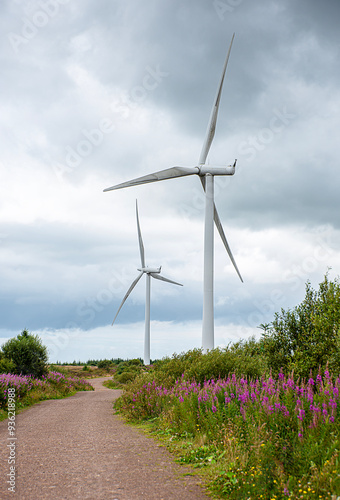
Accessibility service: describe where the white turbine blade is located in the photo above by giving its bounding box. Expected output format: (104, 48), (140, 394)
(104, 166), (198, 192)
(150, 273), (183, 286)
(198, 33), (235, 166)
(112, 272), (144, 325)
(213, 207), (243, 283)
(136, 200), (145, 268)
(200, 176), (243, 282)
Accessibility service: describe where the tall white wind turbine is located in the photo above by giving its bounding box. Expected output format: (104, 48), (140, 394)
(105, 34), (242, 352)
(112, 201), (183, 365)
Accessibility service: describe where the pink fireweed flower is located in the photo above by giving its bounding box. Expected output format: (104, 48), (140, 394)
(297, 409), (305, 421)
(238, 393), (248, 403)
(281, 405), (289, 416)
(306, 390), (314, 403)
(284, 378), (295, 390)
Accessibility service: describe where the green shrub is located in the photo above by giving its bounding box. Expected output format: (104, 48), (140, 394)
(97, 359), (113, 370)
(1, 329), (48, 378)
(128, 358), (143, 366)
(0, 353), (15, 374)
(152, 343), (268, 385)
(263, 272), (340, 378)
(115, 371), (136, 384)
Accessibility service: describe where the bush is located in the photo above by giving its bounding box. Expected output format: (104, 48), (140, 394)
(114, 371), (136, 384)
(152, 343), (268, 385)
(1, 329), (48, 378)
(97, 359), (113, 370)
(0, 353), (15, 374)
(263, 273), (340, 378)
(112, 359), (144, 384)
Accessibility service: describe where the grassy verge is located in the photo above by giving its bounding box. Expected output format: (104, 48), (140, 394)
(103, 379), (123, 389)
(114, 367), (340, 499)
(0, 371), (94, 422)
(48, 364), (116, 378)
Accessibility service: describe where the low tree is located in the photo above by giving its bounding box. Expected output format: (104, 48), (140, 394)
(97, 359), (113, 370)
(1, 329), (48, 378)
(0, 351), (16, 374)
(262, 272), (340, 378)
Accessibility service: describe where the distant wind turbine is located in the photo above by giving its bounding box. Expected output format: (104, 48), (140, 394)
(112, 200), (183, 365)
(104, 33), (242, 352)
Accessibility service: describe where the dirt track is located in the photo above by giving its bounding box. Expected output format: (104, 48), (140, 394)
(0, 377), (211, 499)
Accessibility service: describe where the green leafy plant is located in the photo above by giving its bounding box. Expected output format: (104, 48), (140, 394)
(0, 352), (15, 374)
(97, 359), (113, 370)
(1, 329), (48, 378)
(263, 272), (340, 378)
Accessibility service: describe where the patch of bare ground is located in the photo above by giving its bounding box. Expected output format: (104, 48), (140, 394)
(0, 377), (212, 499)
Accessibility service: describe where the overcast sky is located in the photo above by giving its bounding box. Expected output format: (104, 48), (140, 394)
(1, 0), (339, 363)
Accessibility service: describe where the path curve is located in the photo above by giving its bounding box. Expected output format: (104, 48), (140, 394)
(0, 377), (211, 499)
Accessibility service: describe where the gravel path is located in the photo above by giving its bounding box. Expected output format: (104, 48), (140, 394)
(0, 377), (211, 499)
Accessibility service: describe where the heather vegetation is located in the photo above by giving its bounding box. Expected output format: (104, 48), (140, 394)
(0, 371), (93, 421)
(0, 330), (94, 420)
(113, 274), (340, 499)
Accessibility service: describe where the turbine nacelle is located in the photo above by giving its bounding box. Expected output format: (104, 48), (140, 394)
(198, 162), (236, 176)
(138, 266), (162, 274)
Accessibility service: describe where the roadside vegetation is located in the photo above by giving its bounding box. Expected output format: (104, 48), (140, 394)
(1, 273), (340, 497)
(113, 273), (340, 499)
(0, 330), (94, 421)
(0, 330), (145, 420)
(0, 371), (94, 421)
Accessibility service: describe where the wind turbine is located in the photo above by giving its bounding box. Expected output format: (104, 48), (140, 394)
(112, 200), (183, 365)
(104, 33), (242, 352)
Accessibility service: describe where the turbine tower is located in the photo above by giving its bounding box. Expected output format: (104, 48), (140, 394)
(104, 34), (242, 352)
(112, 200), (183, 365)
